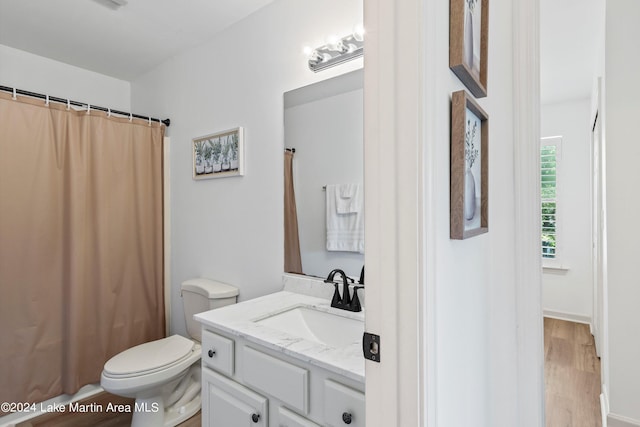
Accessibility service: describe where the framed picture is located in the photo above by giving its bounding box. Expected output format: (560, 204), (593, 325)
(192, 127), (244, 180)
(450, 90), (488, 239)
(449, 0), (489, 98)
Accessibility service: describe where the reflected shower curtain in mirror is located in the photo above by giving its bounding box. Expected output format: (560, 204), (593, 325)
(0, 92), (165, 406)
(284, 150), (303, 274)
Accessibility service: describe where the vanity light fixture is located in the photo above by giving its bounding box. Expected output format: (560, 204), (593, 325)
(306, 26), (364, 73)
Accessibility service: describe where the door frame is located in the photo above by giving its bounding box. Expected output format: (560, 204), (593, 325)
(513, 0), (545, 425)
(590, 77), (609, 400)
(591, 107), (602, 357)
(363, 0), (544, 425)
(363, 0), (427, 425)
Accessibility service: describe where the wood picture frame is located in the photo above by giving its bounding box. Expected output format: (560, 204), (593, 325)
(192, 127), (244, 180)
(450, 0), (489, 98)
(450, 90), (488, 239)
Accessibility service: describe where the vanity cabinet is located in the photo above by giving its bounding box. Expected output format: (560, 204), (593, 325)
(200, 328), (365, 427)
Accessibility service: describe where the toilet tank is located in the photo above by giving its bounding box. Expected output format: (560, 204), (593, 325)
(181, 278), (238, 342)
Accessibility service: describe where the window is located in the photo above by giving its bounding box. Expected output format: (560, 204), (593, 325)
(540, 137), (561, 260)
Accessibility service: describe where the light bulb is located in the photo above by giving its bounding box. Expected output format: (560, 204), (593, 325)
(327, 35), (340, 49)
(327, 35), (347, 53)
(302, 46), (313, 57)
(353, 24), (365, 42)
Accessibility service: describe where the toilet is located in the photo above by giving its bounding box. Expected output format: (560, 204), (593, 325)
(101, 278), (238, 427)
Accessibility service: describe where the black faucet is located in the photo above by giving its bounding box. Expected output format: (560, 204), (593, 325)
(324, 268), (363, 312)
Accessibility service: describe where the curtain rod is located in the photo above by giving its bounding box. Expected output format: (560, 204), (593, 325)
(0, 85), (170, 127)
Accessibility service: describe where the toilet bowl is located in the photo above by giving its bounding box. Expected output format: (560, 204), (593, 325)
(100, 278), (238, 427)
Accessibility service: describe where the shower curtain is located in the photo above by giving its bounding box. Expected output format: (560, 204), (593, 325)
(284, 150), (303, 274)
(0, 92), (165, 407)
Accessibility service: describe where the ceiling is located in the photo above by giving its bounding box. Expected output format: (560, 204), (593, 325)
(540, 0), (605, 104)
(0, 0), (274, 81)
(1, 0), (603, 102)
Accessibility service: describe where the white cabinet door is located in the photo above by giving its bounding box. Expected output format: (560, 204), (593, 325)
(202, 368), (268, 427)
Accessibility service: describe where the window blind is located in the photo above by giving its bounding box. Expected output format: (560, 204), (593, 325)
(541, 141), (558, 259)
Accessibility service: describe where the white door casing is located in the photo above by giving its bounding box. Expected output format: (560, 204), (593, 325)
(363, 0), (427, 426)
(513, 0), (545, 425)
(364, 0), (544, 425)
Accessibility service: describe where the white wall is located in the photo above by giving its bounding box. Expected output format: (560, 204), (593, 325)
(130, 0), (363, 335)
(285, 79), (364, 279)
(541, 98), (593, 322)
(604, 0), (640, 422)
(430, 0), (519, 425)
(0, 44), (130, 111)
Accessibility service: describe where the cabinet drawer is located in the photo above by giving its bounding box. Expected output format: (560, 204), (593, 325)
(203, 368), (267, 427)
(243, 346), (309, 413)
(201, 329), (234, 376)
(323, 379), (365, 427)
(278, 406), (320, 427)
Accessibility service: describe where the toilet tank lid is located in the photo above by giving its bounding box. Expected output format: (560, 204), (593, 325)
(181, 278), (239, 298)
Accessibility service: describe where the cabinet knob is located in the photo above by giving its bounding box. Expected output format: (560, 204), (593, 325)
(208, 349), (216, 358)
(342, 412), (352, 424)
(251, 413), (260, 423)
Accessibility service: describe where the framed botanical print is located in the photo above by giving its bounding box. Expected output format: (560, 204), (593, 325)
(450, 0), (489, 98)
(192, 127), (244, 180)
(451, 90), (488, 239)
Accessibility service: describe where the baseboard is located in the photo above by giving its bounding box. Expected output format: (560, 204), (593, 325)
(608, 413), (640, 427)
(543, 309), (592, 326)
(600, 388), (640, 426)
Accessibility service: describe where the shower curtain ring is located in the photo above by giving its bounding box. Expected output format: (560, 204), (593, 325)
(12, 88), (16, 100)
(45, 95), (49, 106)
(129, 113), (133, 122)
(66, 99), (71, 110)
(87, 104), (91, 115)
(148, 117), (151, 126)
(107, 108), (111, 118)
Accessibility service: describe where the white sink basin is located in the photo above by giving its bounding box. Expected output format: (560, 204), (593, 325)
(256, 306), (363, 348)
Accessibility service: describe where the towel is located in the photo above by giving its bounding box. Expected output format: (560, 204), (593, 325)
(326, 184), (364, 253)
(335, 183), (361, 214)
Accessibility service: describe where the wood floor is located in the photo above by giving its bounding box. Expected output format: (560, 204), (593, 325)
(545, 317), (602, 427)
(15, 392), (201, 427)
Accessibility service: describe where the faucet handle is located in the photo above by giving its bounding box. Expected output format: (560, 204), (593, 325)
(348, 285), (364, 312)
(330, 283), (342, 307)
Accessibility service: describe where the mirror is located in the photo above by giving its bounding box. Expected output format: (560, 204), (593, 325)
(284, 69), (364, 279)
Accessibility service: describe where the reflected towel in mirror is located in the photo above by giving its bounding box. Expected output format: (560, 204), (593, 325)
(326, 184), (364, 253)
(335, 183), (362, 213)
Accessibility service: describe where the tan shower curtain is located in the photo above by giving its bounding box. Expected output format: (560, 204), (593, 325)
(0, 92), (165, 406)
(284, 150), (303, 274)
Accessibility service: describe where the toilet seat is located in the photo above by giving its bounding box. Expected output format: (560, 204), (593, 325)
(103, 335), (195, 378)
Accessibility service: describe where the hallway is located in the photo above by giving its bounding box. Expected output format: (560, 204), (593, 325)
(544, 317), (602, 426)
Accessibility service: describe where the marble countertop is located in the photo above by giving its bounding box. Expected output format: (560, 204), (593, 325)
(194, 290), (365, 383)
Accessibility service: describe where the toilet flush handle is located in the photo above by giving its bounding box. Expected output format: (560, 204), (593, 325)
(208, 349), (216, 358)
